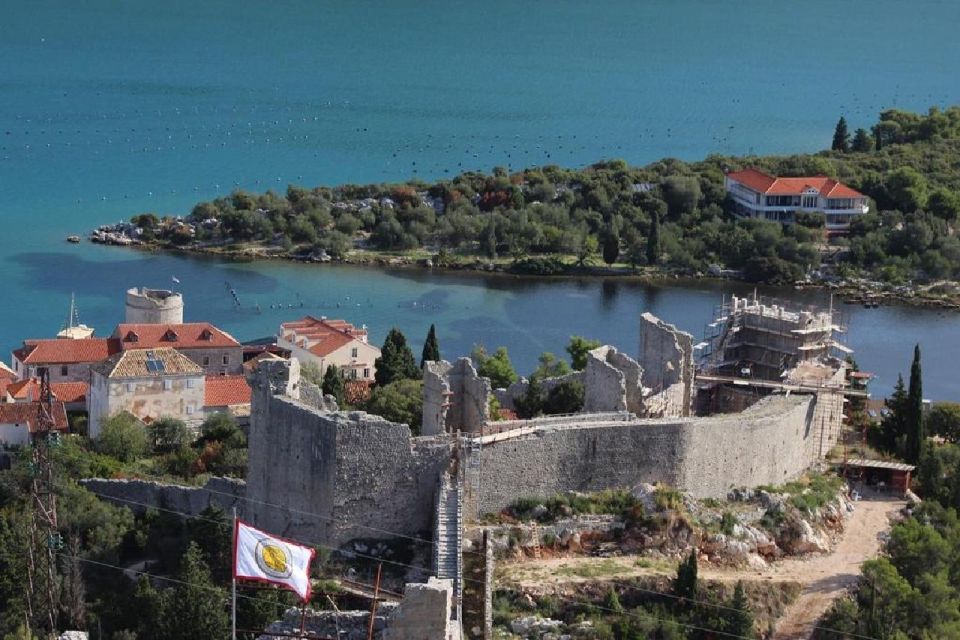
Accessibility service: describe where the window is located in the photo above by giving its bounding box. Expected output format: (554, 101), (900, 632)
(351, 347), (358, 358)
(363, 368), (370, 379)
(60, 365), (68, 377)
(203, 356), (210, 366)
(350, 369), (358, 379)
(163, 379), (172, 391)
(186, 405), (194, 415)
(802, 195), (817, 208)
(186, 378), (195, 389)
(125, 383), (134, 392)
(222, 355), (229, 365)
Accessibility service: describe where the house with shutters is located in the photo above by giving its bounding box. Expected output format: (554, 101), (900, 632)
(725, 168), (869, 232)
(277, 316), (380, 381)
(111, 322), (243, 376)
(88, 347), (206, 438)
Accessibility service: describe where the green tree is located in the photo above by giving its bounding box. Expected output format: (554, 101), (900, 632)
(531, 352), (571, 382)
(725, 581), (754, 638)
(198, 413), (245, 449)
(542, 379), (585, 415)
(601, 223), (620, 265)
(928, 402), (960, 443)
(646, 211), (661, 266)
(661, 176), (701, 217)
(300, 360), (324, 387)
(187, 505), (232, 583)
(149, 417), (189, 453)
(374, 328), (420, 386)
(905, 344), (924, 464)
(157, 542), (229, 640)
(472, 346), (519, 389)
(880, 374), (908, 454)
(483, 215), (497, 259)
(832, 116), (851, 152)
(321, 364), (345, 403)
(673, 550), (698, 603)
(566, 336), (601, 371)
(513, 378), (544, 419)
(421, 324), (441, 368)
(96, 413), (150, 462)
(363, 379), (423, 433)
(885, 166), (928, 212)
(851, 127), (874, 152)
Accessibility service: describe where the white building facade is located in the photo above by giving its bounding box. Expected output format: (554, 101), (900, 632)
(277, 317), (381, 381)
(725, 168), (869, 232)
(88, 347), (206, 439)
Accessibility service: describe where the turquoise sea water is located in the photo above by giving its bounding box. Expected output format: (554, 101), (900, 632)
(1, 0), (959, 398)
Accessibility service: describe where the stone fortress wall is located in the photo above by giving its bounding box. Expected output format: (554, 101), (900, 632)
(463, 394), (815, 518)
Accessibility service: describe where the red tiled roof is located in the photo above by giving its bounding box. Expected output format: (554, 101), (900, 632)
(113, 323), (241, 350)
(0, 401), (69, 432)
(50, 381), (89, 404)
(280, 316), (371, 357)
(204, 375), (252, 407)
(5, 379), (39, 401)
(727, 168), (864, 199)
(14, 338), (121, 365)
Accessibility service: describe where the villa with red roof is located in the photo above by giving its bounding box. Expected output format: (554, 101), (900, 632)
(725, 168), (869, 232)
(277, 316), (381, 382)
(111, 322), (243, 376)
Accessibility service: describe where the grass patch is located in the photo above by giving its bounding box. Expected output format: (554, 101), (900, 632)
(758, 472), (844, 514)
(555, 559), (625, 579)
(506, 489), (643, 523)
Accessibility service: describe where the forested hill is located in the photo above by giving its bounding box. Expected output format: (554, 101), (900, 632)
(130, 106), (960, 286)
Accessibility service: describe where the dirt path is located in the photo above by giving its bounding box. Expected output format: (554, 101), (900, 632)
(501, 498), (904, 638)
(770, 498), (904, 640)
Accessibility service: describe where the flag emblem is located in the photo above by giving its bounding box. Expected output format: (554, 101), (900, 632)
(256, 540), (293, 578)
(234, 520), (315, 601)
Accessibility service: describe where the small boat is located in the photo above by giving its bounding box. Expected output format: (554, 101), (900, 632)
(66, 235), (81, 243)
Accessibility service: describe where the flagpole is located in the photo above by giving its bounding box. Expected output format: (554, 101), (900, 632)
(232, 507), (237, 640)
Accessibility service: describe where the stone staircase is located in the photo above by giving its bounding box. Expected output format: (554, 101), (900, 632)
(434, 473), (463, 622)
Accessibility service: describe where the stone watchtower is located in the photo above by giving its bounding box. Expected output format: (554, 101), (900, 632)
(125, 287), (184, 325)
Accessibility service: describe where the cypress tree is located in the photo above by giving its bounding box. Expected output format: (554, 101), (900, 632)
(646, 212), (661, 266)
(906, 344), (924, 463)
(673, 549), (698, 603)
(852, 127), (874, 152)
(322, 363), (345, 402)
(158, 542), (229, 640)
(881, 374), (907, 454)
(725, 581), (755, 638)
(374, 328), (420, 386)
(601, 223), (621, 265)
(421, 324), (441, 368)
(832, 116), (851, 152)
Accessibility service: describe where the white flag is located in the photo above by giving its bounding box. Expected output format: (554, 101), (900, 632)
(233, 520), (315, 601)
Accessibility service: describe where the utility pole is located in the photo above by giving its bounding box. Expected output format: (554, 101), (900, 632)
(25, 368), (62, 638)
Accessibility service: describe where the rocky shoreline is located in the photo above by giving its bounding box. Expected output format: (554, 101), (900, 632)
(86, 232), (960, 312)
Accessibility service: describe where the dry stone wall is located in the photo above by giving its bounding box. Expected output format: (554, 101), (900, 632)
(465, 395), (816, 516)
(247, 360), (453, 546)
(79, 477), (246, 517)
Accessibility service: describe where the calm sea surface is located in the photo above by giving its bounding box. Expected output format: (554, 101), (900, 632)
(1, 0), (958, 398)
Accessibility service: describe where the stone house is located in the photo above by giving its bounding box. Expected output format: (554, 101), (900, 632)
(88, 347), (206, 438)
(11, 337), (121, 383)
(0, 401), (68, 448)
(277, 316), (380, 382)
(112, 322), (243, 376)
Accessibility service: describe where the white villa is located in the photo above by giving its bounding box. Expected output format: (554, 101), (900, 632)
(277, 316), (380, 381)
(725, 168), (869, 232)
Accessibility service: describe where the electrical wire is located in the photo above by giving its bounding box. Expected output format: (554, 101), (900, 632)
(66, 486), (883, 640)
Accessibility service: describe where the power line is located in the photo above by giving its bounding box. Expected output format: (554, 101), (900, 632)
(61, 487), (801, 640)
